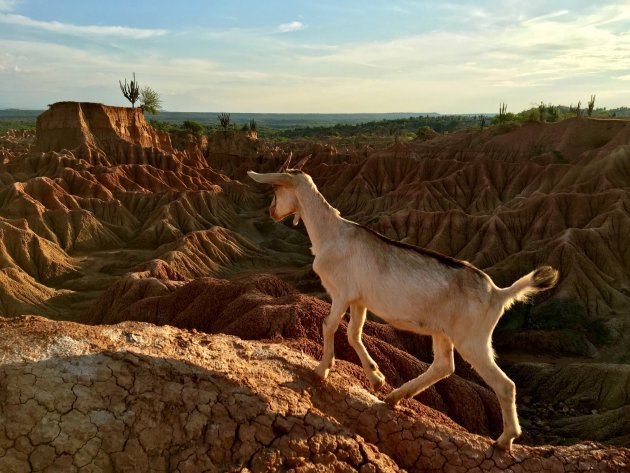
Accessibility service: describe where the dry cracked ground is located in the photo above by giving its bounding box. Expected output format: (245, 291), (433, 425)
(0, 316), (628, 473)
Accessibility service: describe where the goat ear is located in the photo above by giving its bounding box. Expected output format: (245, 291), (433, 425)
(247, 171), (294, 186)
(279, 151), (293, 172)
(293, 154), (311, 171)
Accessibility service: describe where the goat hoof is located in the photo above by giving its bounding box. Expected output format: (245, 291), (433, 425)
(384, 392), (402, 406)
(495, 435), (514, 452)
(370, 371), (386, 391)
(313, 366), (329, 381)
(371, 378), (385, 391)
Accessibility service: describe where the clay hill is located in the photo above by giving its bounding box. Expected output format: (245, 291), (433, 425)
(0, 102), (629, 468)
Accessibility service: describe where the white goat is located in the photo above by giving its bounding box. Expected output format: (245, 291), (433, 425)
(248, 168), (559, 451)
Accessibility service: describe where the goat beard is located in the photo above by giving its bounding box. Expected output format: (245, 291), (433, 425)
(293, 212), (301, 226)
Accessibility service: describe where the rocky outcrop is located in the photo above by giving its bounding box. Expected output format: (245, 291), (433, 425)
(0, 315), (628, 472)
(35, 102), (173, 157)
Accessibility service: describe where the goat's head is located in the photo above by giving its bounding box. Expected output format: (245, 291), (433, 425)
(250, 170), (312, 225)
(248, 154), (310, 225)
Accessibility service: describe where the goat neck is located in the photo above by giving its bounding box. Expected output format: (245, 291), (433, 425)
(293, 178), (342, 255)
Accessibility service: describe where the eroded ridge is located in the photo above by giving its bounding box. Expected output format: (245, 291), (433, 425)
(0, 316), (628, 472)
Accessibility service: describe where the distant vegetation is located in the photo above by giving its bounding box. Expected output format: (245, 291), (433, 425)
(0, 119), (36, 133)
(2, 102), (630, 137)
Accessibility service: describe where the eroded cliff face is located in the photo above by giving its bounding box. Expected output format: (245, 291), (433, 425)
(35, 102), (174, 158)
(3, 103), (628, 342)
(1, 104), (630, 457)
(1, 315), (628, 473)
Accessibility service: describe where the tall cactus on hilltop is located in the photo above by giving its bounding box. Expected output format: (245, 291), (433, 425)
(218, 112), (231, 130)
(119, 73), (140, 108)
(587, 95), (596, 117)
(498, 102), (507, 123)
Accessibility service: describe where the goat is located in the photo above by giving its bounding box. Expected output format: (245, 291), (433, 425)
(247, 168), (559, 451)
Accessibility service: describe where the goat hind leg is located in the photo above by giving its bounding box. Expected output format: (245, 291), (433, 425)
(314, 300), (348, 380)
(348, 303), (385, 390)
(385, 333), (454, 405)
(457, 340), (521, 451)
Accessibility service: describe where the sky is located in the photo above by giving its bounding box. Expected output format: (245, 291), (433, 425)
(0, 0), (629, 113)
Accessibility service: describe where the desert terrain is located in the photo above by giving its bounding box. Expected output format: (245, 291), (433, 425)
(0, 102), (629, 471)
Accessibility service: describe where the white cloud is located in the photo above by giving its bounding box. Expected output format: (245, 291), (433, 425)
(0, 12), (167, 38)
(278, 21), (303, 33)
(292, 4), (630, 85)
(0, 0), (19, 12)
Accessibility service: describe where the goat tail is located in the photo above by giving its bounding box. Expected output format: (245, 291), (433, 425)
(497, 266), (559, 311)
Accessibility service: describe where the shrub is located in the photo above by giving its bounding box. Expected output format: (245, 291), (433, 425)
(416, 125), (435, 139)
(140, 86), (162, 115)
(182, 120), (204, 136)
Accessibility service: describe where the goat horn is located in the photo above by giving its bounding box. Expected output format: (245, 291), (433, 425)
(279, 151), (293, 172)
(293, 154), (311, 171)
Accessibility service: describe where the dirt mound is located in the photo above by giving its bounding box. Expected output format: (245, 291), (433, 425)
(0, 315), (627, 472)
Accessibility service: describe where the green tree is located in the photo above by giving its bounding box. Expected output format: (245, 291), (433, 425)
(139, 86), (162, 115)
(182, 120), (204, 136)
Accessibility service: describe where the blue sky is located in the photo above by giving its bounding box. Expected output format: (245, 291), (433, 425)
(1, 0), (629, 112)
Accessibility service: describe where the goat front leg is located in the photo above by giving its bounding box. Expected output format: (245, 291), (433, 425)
(348, 303), (385, 390)
(314, 300), (348, 381)
(385, 333), (454, 405)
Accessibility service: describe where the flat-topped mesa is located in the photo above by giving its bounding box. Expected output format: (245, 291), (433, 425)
(34, 101), (175, 160)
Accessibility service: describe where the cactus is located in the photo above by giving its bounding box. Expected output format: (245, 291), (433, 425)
(218, 112), (231, 130)
(119, 73), (140, 108)
(538, 101), (546, 122)
(249, 118), (258, 132)
(498, 102), (508, 123)
(587, 94), (596, 117)
(576, 100), (582, 117)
